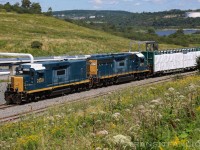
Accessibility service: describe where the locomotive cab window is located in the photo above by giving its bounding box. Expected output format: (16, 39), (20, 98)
(140, 57), (145, 63)
(57, 70), (65, 76)
(38, 72), (44, 78)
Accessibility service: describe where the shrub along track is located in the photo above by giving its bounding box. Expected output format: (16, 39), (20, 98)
(0, 71), (197, 123)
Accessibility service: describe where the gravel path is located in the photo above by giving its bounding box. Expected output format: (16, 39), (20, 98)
(0, 72), (195, 121)
(0, 82), (7, 104)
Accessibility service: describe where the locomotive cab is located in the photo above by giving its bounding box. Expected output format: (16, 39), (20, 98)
(5, 63), (46, 104)
(15, 63), (46, 90)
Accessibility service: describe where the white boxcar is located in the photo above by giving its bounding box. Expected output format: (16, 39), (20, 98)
(142, 48), (200, 73)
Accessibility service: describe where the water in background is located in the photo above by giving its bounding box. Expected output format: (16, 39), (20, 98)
(156, 29), (200, 36)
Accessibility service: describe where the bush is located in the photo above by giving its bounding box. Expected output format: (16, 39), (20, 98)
(31, 41), (43, 49)
(197, 56), (200, 72)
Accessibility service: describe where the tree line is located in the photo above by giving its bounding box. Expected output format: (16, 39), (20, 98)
(0, 0), (52, 16)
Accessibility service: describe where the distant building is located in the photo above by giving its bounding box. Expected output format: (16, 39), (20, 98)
(71, 17), (86, 20)
(186, 12), (200, 18)
(163, 15), (180, 18)
(89, 16), (96, 19)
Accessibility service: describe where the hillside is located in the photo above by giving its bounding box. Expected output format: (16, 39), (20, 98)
(0, 12), (185, 57)
(53, 9), (200, 28)
(0, 12), (133, 56)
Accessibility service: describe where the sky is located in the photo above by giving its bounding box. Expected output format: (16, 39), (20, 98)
(0, 0), (200, 12)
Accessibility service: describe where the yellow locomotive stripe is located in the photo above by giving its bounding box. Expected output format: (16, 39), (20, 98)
(27, 70), (149, 94)
(27, 87), (53, 94)
(27, 80), (90, 94)
(52, 80), (90, 89)
(100, 70), (149, 79)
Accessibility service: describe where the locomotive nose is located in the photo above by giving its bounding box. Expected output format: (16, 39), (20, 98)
(11, 76), (24, 92)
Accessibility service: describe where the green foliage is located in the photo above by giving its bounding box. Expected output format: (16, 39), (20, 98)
(0, 40), (7, 48)
(54, 9), (200, 29)
(21, 0), (31, 9)
(44, 7), (53, 16)
(30, 3), (41, 14)
(0, 0), (44, 14)
(0, 76), (200, 149)
(147, 28), (156, 35)
(31, 41), (43, 49)
(57, 10), (200, 47)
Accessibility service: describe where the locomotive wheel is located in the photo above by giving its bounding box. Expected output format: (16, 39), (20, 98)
(5, 94), (13, 104)
(15, 96), (22, 105)
(6, 97), (13, 105)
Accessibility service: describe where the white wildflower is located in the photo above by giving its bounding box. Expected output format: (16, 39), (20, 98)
(112, 112), (121, 121)
(112, 112), (121, 118)
(99, 110), (106, 115)
(168, 87), (175, 92)
(125, 109), (131, 113)
(95, 120), (102, 125)
(175, 119), (180, 122)
(151, 98), (161, 105)
(150, 87), (156, 90)
(96, 130), (109, 136)
(55, 114), (62, 118)
(112, 135), (136, 149)
(179, 95), (185, 100)
(188, 84), (196, 91)
(138, 105), (145, 110)
(149, 105), (155, 109)
(157, 113), (162, 119)
(47, 116), (54, 121)
(67, 109), (73, 113)
(164, 92), (169, 96)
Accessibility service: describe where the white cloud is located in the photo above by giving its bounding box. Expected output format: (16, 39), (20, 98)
(134, 2), (141, 5)
(94, 0), (103, 4)
(143, 0), (166, 3)
(123, 0), (134, 2)
(89, 0), (119, 6)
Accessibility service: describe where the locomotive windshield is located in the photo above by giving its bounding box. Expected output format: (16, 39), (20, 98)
(16, 67), (33, 76)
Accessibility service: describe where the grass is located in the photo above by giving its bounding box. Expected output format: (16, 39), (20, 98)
(0, 12), (186, 57)
(0, 75), (200, 150)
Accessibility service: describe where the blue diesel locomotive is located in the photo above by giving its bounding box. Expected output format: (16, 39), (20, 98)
(5, 52), (148, 104)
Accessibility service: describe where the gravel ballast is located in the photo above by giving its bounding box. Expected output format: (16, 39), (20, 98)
(0, 72), (195, 121)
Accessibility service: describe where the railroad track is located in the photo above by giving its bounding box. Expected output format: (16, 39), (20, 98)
(0, 104), (13, 110)
(0, 71), (197, 123)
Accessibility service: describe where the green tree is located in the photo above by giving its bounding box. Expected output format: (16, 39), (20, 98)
(31, 2), (41, 14)
(147, 28), (156, 35)
(13, 2), (22, 13)
(176, 28), (184, 35)
(45, 7), (52, 16)
(4, 2), (12, 12)
(21, 0), (31, 9)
